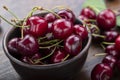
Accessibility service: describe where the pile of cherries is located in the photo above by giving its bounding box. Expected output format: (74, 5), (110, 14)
(79, 7), (120, 80)
(7, 7), (88, 65)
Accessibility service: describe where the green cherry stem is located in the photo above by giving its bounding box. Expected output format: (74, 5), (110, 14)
(94, 53), (106, 57)
(62, 54), (70, 62)
(102, 42), (115, 45)
(39, 39), (60, 45)
(88, 5), (100, 13)
(34, 47), (56, 63)
(3, 6), (19, 19)
(39, 40), (63, 49)
(92, 33), (105, 39)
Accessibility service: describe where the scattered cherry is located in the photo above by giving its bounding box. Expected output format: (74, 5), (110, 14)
(115, 36), (120, 52)
(104, 30), (119, 42)
(91, 63), (113, 80)
(102, 55), (117, 69)
(97, 9), (116, 31)
(80, 7), (96, 19)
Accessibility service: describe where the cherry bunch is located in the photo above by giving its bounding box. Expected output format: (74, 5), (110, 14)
(79, 7), (120, 80)
(4, 6), (89, 65)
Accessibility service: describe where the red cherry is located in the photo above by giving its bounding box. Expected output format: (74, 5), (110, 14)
(17, 35), (39, 56)
(80, 7), (96, 19)
(52, 19), (73, 39)
(51, 49), (66, 63)
(57, 9), (75, 23)
(64, 34), (82, 56)
(102, 55), (117, 69)
(91, 63), (113, 80)
(73, 24), (88, 40)
(115, 36), (120, 52)
(44, 13), (56, 22)
(97, 9), (116, 31)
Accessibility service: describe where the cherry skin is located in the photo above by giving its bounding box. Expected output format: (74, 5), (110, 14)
(44, 13), (56, 23)
(27, 16), (48, 37)
(115, 36), (120, 52)
(91, 63), (113, 80)
(7, 38), (20, 55)
(102, 55), (117, 69)
(51, 49), (66, 63)
(17, 34), (39, 56)
(105, 44), (120, 59)
(80, 7), (96, 19)
(73, 24), (88, 40)
(97, 9), (116, 31)
(64, 34), (82, 56)
(57, 9), (75, 23)
(52, 19), (73, 39)
(104, 30), (119, 42)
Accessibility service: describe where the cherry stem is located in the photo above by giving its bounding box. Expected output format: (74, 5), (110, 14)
(92, 33), (105, 39)
(62, 54), (70, 62)
(39, 39), (60, 45)
(94, 53), (106, 56)
(0, 15), (28, 27)
(34, 47), (56, 63)
(88, 5), (100, 13)
(52, 6), (71, 11)
(84, 19), (96, 22)
(40, 7), (62, 19)
(102, 42), (115, 45)
(39, 40), (63, 49)
(100, 43), (105, 50)
(3, 6), (19, 19)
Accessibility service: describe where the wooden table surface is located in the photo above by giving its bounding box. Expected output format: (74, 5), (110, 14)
(0, 0), (120, 80)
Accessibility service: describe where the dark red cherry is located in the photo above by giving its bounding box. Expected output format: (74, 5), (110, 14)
(73, 24), (88, 40)
(105, 44), (120, 59)
(91, 63), (113, 80)
(51, 49), (66, 63)
(102, 55), (117, 69)
(7, 38), (20, 55)
(52, 19), (73, 39)
(26, 16), (41, 26)
(57, 9), (75, 23)
(80, 7), (96, 19)
(44, 13), (56, 22)
(29, 16), (48, 37)
(104, 30), (119, 42)
(115, 36), (120, 52)
(97, 9), (116, 31)
(17, 35), (39, 56)
(64, 34), (82, 56)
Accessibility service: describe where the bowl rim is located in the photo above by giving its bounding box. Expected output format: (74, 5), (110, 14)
(3, 23), (92, 70)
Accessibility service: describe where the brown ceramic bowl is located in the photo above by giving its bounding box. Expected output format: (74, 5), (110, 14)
(2, 16), (92, 80)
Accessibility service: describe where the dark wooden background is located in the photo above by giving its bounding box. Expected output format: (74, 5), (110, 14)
(0, 0), (120, 80)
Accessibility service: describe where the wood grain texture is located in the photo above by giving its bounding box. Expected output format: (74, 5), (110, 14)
(0, 0), (120, 80)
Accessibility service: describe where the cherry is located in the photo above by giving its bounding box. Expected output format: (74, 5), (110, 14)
(115, 36), (120, 52)
(44, 13), (56, 23)
(52, 19), (73, 39)
(64, 34), (82, 56)
(57, 9), (75, 23)
(31, 53), (41, 60)
(7, 38), (20, 55)
(73, 24), (88, 40)
(102, 55), (117, 69)
(17, 34), (39, 56)
(105, 44), (120, 59)
(27, 16), (48, 37)
(51, 49), (66, 63)
(80, 7), (96, 19)
(91, 63), (113, 80)
(22, 56), (33, 64)
(97, 9), (116, 31)
(104, 30), (119, 42)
